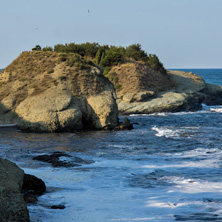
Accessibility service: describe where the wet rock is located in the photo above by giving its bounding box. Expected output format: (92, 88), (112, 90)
(33, 151), (93, 167)
(51, 205), (66, 209)
(114, 118), (133, 130)
(23, 193), (38, 203)
(22, 173), (46, 195)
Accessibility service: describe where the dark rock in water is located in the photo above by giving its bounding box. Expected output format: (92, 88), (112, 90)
(33, 151), (93, 167)
(23, 193), (38, 203)
(33, 151), (79, 167)
(200, 83), (222, 105)
(22, 173), (46, 195)
(174, 212), (222, 221)
(114, 118), (133, 130)
(51, 205), (66, 209)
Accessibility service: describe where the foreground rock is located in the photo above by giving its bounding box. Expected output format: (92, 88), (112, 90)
(22, 173), (46, 195)
(107, 65), (222, 114)
(0, 158), (29, 222)
(0, 51), (118, 132)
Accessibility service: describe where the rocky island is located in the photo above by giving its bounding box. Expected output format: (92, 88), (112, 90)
(0, 42), (221, 132)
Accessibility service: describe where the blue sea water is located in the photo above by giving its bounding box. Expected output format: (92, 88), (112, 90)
(1, 69), (222, 221)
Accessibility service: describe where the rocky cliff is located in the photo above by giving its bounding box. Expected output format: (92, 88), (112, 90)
(106, 63), (222, 114)
(0, 51), (118, 132)
(1, 51), (221, 124)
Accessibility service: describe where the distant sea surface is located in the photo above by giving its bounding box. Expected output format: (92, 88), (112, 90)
(1, 69), (222, 221)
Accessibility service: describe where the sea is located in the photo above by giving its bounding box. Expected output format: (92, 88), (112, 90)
(1, 69), (222, 222)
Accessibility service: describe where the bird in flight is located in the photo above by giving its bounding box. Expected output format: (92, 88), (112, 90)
(88, 9), (90, 13)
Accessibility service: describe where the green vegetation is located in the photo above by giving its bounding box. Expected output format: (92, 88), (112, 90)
(42, 46), (53, 52)
(33, 42), (166, 73)
(32, 45), (41, 51)
(58, 53), (96, 70)
(147, 54), (166, 73)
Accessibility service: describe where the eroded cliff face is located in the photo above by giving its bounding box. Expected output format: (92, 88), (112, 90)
(107, 61), (176, 97)
(0, 51), (118, 132)
(106, 63), (222, 114)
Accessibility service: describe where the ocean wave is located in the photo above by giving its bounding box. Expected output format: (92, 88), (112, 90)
(151, 126), (199, 139)
(210, 107), (222, 113)
(130, 113), (168, 117)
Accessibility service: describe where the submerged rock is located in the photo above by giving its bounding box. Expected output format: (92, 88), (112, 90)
(33, 151), (93, 167)
(51, 205), (66, 209)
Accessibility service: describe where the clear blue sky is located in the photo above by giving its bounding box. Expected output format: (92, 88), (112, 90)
(1, 0), (222, 68)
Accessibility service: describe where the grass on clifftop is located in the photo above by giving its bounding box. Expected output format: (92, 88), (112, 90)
(0, 50), (104, 104)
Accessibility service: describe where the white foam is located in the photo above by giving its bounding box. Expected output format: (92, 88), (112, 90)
(142, 157), (219, 169)
(130, 112), (168, 117)
(210, 107), (222, 112)
(151, 126), (199, 139)
(152, 126), (180, 139)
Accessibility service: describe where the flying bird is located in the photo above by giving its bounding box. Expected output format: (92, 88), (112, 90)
(88, 9), (90, 13)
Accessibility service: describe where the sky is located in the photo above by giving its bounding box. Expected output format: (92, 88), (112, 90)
(0, 0), (222, 69)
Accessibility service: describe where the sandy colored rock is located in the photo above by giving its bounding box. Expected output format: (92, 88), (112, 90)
(117, 69), (209, 114)
(87, 90), (118, 129)
(168, 70), (206, 93)
(0, 51), (118, 132)
(118, 91), (201, 114)
(107, 62), (176, 95)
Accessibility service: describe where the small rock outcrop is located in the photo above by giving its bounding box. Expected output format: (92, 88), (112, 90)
(0, 158), (29, 222)
(0, 51), (118, 132)
(22, 173), (46, 195)
(33, 151), (94, 167)
(114, 117), (133, 130)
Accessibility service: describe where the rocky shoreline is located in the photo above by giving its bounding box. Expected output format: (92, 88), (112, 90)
(0, 158), (46, 222)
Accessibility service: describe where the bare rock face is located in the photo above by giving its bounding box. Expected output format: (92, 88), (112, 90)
(168, 70), (206, 93)
(118, 91), (202, 115)
(16, 86), (83, 132)
(0, 51), (118, 132)
(15, 82), (118, 132)
(115, 68), (210, 114)
(0, 158), (29, 222)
